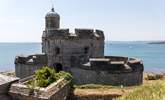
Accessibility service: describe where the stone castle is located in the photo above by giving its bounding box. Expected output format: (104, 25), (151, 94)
(15, 7), (144, 86)
(42, 8), (104, 68)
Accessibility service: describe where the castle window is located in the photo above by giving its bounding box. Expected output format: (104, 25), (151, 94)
(55, 47), (60, 55)
(84, 47), (89, 54)
(47, 41), (50, 47)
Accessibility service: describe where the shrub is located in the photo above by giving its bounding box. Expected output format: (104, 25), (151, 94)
(145, 73), (164, 80)
(35, 66), (57, 87)
(28, 66), (72, 88)
(55, 71), (73, 81)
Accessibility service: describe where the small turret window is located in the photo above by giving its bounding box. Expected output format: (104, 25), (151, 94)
(84, 47), (89, 54)
(55, 47), (60, 55)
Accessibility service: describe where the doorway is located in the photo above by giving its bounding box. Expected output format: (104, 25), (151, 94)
(53, 63), (63, 73)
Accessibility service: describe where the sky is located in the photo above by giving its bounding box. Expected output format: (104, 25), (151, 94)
(0, 0), (165, 42)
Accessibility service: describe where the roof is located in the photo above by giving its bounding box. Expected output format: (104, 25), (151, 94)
(45, 8), (60, 18)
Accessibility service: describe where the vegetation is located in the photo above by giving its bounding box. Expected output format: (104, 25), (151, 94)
(27, 66), (72, 88)
(73, 73), (165, 100)
(145, 73), (164, 80)
(118, 80), (165, 100)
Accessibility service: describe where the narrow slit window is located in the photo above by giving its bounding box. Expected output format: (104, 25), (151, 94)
(55, 47), (60, 55)
(84, 47), (89, 54)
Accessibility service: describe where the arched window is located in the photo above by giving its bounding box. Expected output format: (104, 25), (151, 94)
(55, 47), (60, 55)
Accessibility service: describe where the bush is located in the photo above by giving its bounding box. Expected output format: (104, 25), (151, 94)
(55, 71), (73, 81)
(35, 66), (57, 87)
(28, 66), (72, 88)
(145, 73), (164, 80)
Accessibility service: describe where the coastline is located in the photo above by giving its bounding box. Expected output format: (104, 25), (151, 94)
(0, 42), (165, 72)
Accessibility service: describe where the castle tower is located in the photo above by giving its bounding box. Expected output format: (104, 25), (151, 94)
(45, 7), (60, 30)
(42, 7), (62, 67)
(42, 7), (105, 68)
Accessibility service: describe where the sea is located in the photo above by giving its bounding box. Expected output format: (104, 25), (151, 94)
(0, 42), (165, 73)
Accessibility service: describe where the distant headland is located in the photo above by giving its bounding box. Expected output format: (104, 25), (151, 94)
(148, 41), (165, 44)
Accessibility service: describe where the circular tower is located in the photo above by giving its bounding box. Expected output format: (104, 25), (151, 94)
(42, 7), (61, 67)
(45, 7), (60, 30)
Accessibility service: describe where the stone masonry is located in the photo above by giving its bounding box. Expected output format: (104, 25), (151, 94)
(71, 56), (144, 86)
(15, 54), (47, 78)
(0, 74), (19, 100)
(42, 7), (104, 68)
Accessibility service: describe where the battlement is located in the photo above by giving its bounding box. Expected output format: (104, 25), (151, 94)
(43, 28), (104, 39)
(43, 29), (69, 37)
(15, 53), (47, 65)
(72, 56), (144, 85)
(15, 54), (48, 79)
(95, 30), (105, 39)
(83, 56), (143, 73)
(75, 28), (94, 38)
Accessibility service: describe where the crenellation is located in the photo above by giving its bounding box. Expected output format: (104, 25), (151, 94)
(15, 54), (47, 78)
(95, 29), (105, 39)
(75, 28), (94, 38)
(42, 28), (104, 40)
(15, 54), (47, 65)
(43, 29), (70, 38)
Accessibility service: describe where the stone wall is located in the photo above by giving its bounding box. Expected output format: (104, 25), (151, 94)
(9, 78), (71, 100)
(0, 74), (19, 100)
(71, 57), (144, 86)
(42, 28), (104, 67)
(71, 67), (143, 86)
(15, 64), (46, 79)
(15, 54), (47, 79)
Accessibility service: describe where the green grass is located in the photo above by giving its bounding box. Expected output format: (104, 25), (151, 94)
(118, 80), (165, 100)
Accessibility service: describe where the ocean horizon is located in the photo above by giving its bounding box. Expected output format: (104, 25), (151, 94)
(0, 41), (165, 73)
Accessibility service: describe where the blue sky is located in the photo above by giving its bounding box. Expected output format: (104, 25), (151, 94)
(0, 0), (165, 42)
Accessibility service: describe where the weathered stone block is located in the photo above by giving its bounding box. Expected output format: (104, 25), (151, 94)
(0, 74), (19, 100)
(9, 77), (71, 100)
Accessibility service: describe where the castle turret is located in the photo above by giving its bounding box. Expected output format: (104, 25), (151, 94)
(45, 8), (60, 30)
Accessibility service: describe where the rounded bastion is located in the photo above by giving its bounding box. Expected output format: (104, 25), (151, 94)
(70, 56), (144, 86)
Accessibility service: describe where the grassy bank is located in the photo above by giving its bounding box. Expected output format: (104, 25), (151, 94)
(118, 80), (165, 100)
(1, 71), (165, 100)
(73, 73), (165, 100)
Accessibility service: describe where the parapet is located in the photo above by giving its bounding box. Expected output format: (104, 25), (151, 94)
(72, 56), (144, 86)
(15, 53), (47, 65)
(15, 54), (48, 78)
(83, 56), (144, 73)
(43, 29), (69, 38)
(95, 29), (105, 39)
(43, 28), (104, 39)
(75, 28), (104, 39)
(75, 28), (94, 38)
